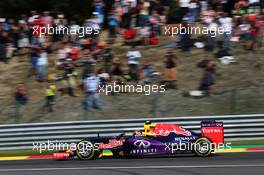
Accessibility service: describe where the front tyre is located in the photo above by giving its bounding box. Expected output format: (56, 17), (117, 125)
(193, 138), (213, 157)
(76, 140), (99, 160)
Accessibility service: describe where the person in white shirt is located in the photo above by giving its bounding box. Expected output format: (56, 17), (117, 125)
(138, 25), (150, 45)
(179, 0), (190, 8)
(127, 45), (141, 81)
(56, 43), (70, 68)
(84, 72), (101, 111)
(219, 13), (232, 50)
(37, 49), (48, 81)
(238, 19), (250, 41)
(28, 11), (39, 24)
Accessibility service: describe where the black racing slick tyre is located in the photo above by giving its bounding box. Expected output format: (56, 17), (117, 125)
(193, 138), (213, 157)
(76, 140), (100, 160)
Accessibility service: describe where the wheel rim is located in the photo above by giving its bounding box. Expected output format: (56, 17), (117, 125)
(77, 141), (94, 157)
(197, 141), (210, 154)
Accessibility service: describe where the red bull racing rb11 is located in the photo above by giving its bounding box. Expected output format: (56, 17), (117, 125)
(53, 120), (224, 160)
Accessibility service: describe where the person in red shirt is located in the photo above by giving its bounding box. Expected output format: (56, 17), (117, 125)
(68, 45), (80, 60)
(246, 22), (259, 50)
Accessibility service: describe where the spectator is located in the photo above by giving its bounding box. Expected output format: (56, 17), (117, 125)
(206, 18), (218, 51)
(189, 0), (199, 21)
(138, 23), (150, 45)
(126, 45), (141, 82)
(18, 24), (30, 56)
(149, 10), (162, 35)
(45, 83), (56, 112)
(246, 22), (259, 50)
(137, 0), (150, 27)
(15, 83), (28, 105)
(29, 36), (41, 78)
(56, 42), (70, 68)
(179, 22), (193, 52)
(102, 47), (113, 73)
(83, 71), (101, 111)
(41, 11), (53, 27)
(94, 0), (105, 25)
(28, 10), (39, 24)
(183, 12), (195, 24)
(238, 18), (251, 42)
(219, 13), (233, 50)
(141, 62), (154, 84)
(111, 57), (123, 82)
(37, 48), (48, 81)
(0, 31), (9, 63)
(61, 61), (79, 97)
(178, 0), (190, 21)
(98, 68), (110, 86)
(81, 45), (96, 76)
(69, 21), (80, 42)
(163, 51), (177, 88)
(199, 70), (214, 95)
(108, 10), (119, 43)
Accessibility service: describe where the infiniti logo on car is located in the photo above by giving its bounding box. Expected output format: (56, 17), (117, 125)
(134, 140), (151, 149)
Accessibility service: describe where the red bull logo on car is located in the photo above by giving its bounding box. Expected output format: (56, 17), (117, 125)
(99, 139), (125, 149)
(151, 124), (192, 136)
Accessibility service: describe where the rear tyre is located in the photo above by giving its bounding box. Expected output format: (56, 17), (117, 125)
(193, 138), (213, 157)
(76, 140), (99, 160)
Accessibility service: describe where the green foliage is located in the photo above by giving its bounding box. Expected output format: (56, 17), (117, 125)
(167, 0), (180, 24)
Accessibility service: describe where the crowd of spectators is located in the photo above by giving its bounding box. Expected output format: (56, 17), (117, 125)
(0, 0), (263, 112)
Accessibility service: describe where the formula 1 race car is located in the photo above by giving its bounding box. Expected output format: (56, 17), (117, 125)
(53, 120), (224, 160)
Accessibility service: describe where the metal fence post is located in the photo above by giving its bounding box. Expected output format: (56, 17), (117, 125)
(14, 101), (21, 123)
(150, 94), (158, 118)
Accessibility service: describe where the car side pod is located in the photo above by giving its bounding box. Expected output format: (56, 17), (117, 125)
(201, 120), (224, 147)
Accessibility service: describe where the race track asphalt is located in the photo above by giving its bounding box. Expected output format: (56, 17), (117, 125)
(0, 152), (263, 175)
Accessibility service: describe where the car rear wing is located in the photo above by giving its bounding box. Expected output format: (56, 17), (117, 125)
(201, 121), (224, 146)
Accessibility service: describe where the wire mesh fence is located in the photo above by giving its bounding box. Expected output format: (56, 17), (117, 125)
(1, 86), (264, 124)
